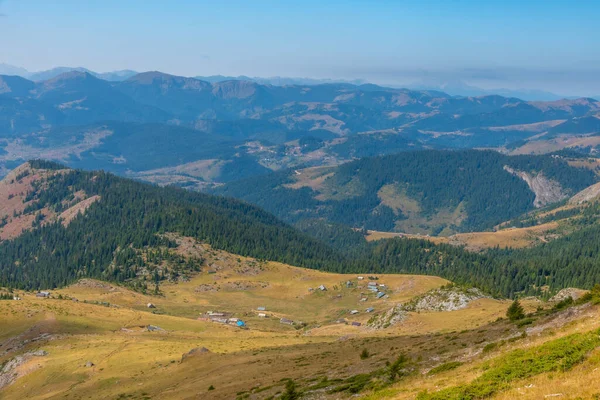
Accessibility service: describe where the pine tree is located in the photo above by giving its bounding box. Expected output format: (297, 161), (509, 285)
(506, 299), (525, 321)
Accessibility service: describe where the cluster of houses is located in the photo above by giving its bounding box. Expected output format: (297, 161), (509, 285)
(367, 280), (387, 298)
(200, 311), (246, 327)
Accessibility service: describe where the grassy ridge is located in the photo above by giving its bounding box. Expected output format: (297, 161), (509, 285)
(418, 329), (600, 399)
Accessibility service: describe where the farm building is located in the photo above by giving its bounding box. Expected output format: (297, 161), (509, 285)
(318, 285), (327, 291)
(336, 318), (347, 324)
(257, 306), (266, 311)
(147, 303), (156, 308)
(36, 291), (50, 298)
(258, 313), (267, 318)
(350, 310), (359, 315)
(376, 292), (386, 299)
(368, 282), (377, 287)
(357, 276), (364, 280)
(351, 322), (361, 327)
(208, 312), (225, 317)
(366, 307), (375, 313)
(280, 318), (294, 325)
(210, 317), (228, 324)
(236, 320), (246, 327)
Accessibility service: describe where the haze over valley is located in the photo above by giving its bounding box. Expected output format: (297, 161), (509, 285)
(3, 1), (600, 399)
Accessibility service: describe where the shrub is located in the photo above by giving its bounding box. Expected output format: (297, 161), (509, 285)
(428, 361), (463, 375)
(418, 329), (600, 399)
(360, 348), (370, 359)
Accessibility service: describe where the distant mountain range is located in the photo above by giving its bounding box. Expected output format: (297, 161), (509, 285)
(0, 63), (137, 82)
(1, 68), (600, 185)
(2, 63), (594, 101)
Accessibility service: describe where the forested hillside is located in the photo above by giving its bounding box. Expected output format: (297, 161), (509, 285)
(214, 150), (597, 233)
(0, 161), (348, 289)
(3, 161), (600, 297)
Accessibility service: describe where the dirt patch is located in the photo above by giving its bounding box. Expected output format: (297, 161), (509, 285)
(221, 281), (270, 291)
(59, 195), (100, 225)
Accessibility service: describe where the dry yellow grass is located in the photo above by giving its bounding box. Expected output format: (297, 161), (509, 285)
(366, 222), (559, 251)
(510, 135), (600, 155)
(0, 240), (523, 399)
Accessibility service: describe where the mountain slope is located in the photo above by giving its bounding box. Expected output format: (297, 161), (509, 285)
(0, 161), (348, 289)
(214, 150), (597, 233)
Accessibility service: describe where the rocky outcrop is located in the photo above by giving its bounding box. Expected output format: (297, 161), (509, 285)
(549, 288), (587, 302)
(181, 347), (210, 362)
(400, 286), (487, 312)
(504, 166), (567, 207)
(367, 305), (407, 329)
(0, 350), (48, 389)
(569, 182), (600, 205)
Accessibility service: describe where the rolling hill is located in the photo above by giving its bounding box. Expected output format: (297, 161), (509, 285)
(2, 71), (600, 185)
(214, 150), (597, 234)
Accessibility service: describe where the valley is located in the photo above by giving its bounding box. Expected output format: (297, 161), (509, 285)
(2, 234), (600, 399)
(1, 72), (600, 188)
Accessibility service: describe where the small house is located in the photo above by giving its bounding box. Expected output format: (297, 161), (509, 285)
(280, 318), (294, 325)
(211, 317), (228, 324)
(257, 307), (266, 311)
(13, 296), (21, 300)
(366, 307), (375, 313)
(368, 282), (377, 287)
(336, 318), (347, 324)
(376, 292), (386, 299)
(36, 291), (50, 298)
(318, 285), (327, 291)
(208, 312), (225, 317)
(378, 284), (386, 288)
(351, 322), (362, 327)
(357, 276), (364, 280)
(228, 318), (239, 323)
(236, 320), (246, 327)
(350, 310), (359, 315)
(147, 303), (156, 308)
(258, 313), (267, 318)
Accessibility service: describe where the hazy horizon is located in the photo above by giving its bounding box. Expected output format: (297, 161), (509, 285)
(1, 0), (599, 96)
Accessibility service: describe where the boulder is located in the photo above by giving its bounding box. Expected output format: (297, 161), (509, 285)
(181, 347), (210, 362)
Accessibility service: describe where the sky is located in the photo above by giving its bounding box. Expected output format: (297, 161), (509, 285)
(1, 0), (599, 95)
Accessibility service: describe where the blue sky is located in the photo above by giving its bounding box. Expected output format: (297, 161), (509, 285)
(1, 0), (599, 95)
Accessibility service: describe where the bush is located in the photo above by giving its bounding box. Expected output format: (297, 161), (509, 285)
(553, 296), (574, 311)
(280, 380), (300, 400)
(428, 361), (463, 375)
(360, 348), (370, 359)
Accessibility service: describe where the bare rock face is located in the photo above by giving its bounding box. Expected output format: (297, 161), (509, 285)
(504, 166), (567, 208)
(181, 347), (210, 362)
